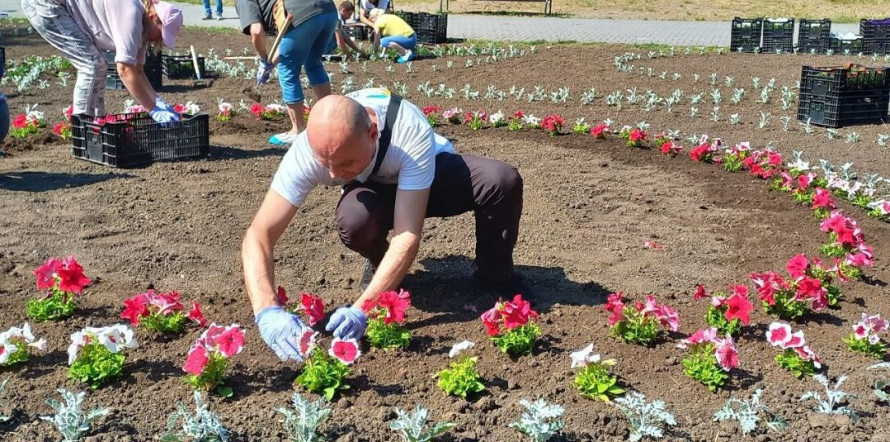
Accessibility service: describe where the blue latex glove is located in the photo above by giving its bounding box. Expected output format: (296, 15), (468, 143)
(256, 59), (274, 85)
(325, 306), (367, 340)
(149, 96), (180, 127)
(256, 306), (306, 361)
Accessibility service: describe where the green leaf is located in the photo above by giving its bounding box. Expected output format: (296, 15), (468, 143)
(216, 386), (234, 398)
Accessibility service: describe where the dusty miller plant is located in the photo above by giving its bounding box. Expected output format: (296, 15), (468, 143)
(713, 389), (787, 434)
(276, 392), (331, 442)
(800, 374), (858, 422)
(613, 392), (676, 442)
(508, 398), (565, 442)
(868, 362), (890, 403)
(162, 391), (229, 442)
(389, 404), (454, 442)
(40, 389), (109, 442)
(0, 377), (10, 423)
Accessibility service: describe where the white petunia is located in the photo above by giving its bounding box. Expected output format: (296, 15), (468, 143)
(0, 339), (20, 365)
(448, 340), (475, 358)
(570, 343), (601, 368)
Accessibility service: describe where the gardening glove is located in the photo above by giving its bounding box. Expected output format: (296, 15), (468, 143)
(149, 96), (180, 127)
(256, 59), (274, 85)
(325, 306), (367, 340)
(256, 305), (306, 362)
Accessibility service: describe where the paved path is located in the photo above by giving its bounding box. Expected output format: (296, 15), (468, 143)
(0, 0), (860, 46)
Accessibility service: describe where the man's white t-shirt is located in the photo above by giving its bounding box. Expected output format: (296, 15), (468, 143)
(361, 0), (389, 12)
(271, 88), (455, 207)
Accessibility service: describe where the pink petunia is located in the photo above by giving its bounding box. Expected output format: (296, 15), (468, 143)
(329, 338), (360, 365)
(714, 337), (740, 371)
(183, 345), (210, 375)
(500, 294), (539, 330)
(300, 293), (327, 326)
(480, 306), (502, 336)
(766, 322), (792, 347)
(213, 325), (245, 358)
(724, 291), (753, 325)
(298, 329), (318, 358)
(34, 257), (62, 291)
(786, 254), (809, 280)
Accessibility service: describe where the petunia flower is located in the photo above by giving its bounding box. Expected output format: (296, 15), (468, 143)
(329, 338), (360, 365)
(449, 340), (475, 358)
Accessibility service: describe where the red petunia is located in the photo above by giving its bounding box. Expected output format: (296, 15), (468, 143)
(724, 292), (753, 325)
(55, 256), (91, 294)
(374, 289), (410, 325)
(188, 301), (207, 327)
(693, 284), (708, 300)
(34, 257), (62, 291)
(480, 306), (502, 337)
(120, 293), (150, 325)
(300, 293), (326, 326)
(276, 285), (289, 305)
(500, 294), (538, 330)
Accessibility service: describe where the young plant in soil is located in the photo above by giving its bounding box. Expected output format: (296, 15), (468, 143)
(480, 294), (541, 356)
(40, 389), (109, 442)
(843, 313), (889, 359)
(161, 391), (229, 442)
(570, 344), (624, 402)
(67, 324), (138, 388)
(613, 392), (677, 442)
(604, 293), (678, 346)
(296, 338), (358, 401)
(693, 284), (752, 337)
(362, 289), (411, 350)
(0, 322), (47, 367)
(183, 324), (245, 397)
(0, 377), (11, 423)
(869, 362), (890, 403)
(277, 286), (326, 328)
(421, 106), (441, 126)
(540, 114), (564, 136)
(389, 404), (455, 442)
(438, 341), (485, 398)
(766, 322), (821, 378)
(120, 289), (207, 334)
(28, 256), (92, 322)
(678, 328), (739, 392)
(801, 374), (859, 422)
(713, 389), (787, 435)
(508, 398), (565, 442)
(276, 392), (331, 442)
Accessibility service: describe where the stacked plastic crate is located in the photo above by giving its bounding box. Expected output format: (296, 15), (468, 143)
(797, 19), (831, 54)
(761, 18), (794, 53)
(730, 18), (763, 53)
(860, 18), (890, 55)
(797, 65), (890, 128)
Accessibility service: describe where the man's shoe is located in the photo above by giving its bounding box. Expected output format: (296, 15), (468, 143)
(202, 15), (212, 20)
(216, 15), (223, 20)
(472, 271), (535, 300)
(359, 260), (376, 291)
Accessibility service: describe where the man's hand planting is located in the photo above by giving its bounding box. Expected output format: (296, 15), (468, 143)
(256, 306), (306, 361)
(326, 306), (367, 340)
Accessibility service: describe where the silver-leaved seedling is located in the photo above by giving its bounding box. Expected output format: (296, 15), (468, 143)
(0, 377), (11, 423)
(508, 398), (565, 442)
(40, 389), (109, 442)
(162, 391), (229, 442)
(868, 362), (890, 403)
(389, 404), (454, 442)
(613, 392), (676, 442)
(276, 392), (332, 442)
(713, 389), (787, 434)
(800, 374), (858, 422)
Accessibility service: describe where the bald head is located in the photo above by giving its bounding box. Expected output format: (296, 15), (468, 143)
(307, 95), (377, 181)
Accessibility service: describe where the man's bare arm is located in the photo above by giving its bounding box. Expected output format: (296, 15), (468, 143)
(242, 190), (298, 316)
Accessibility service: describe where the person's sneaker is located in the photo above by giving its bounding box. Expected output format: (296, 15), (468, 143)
(269, 132), (298, 145)
(396, 50), (414, 63)
(216, 15), (223, 20)
(359, 259), (377, 291)
(202, 15), (212, 20)
(472, 271), (535, 300)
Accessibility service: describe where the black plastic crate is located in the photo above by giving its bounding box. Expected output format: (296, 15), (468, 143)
(830, 36), (863, 53)
(163, 54), (205, 79)
(761, 18), (794, 53)
(343, 24), (369, 41)
(104, 49), (162, 90)
(413, 13), (447, 44)
(797, 65), (890, 127)
(797, 19), (831, 53)
(730, 17), (763, 53)
(860, 18), (890, 54)
(71, 112), (209, 167)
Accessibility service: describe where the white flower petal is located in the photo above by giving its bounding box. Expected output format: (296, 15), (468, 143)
(448, 340), (475, 358)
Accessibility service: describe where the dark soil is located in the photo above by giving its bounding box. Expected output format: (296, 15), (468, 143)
(1, 28), (890, 442)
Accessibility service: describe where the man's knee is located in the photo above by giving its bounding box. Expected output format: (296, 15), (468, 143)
(490, 161), (523, 201)
(336, 191), (389, 250)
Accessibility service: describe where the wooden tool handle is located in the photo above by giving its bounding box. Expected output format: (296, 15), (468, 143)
(268, 19), (292, 65)
(189, 45), (202, 80)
